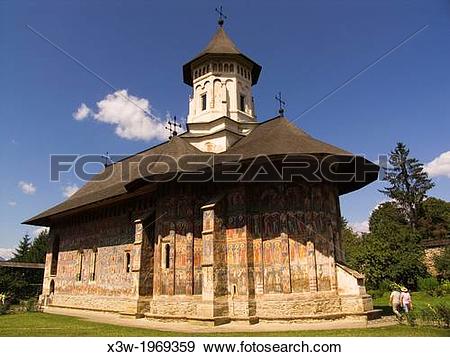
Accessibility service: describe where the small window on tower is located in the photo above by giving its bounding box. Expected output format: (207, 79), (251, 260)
(201, 94), (207, 111)
(240, 95), (245, 112)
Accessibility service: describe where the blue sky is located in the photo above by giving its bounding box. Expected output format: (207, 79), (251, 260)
(1, 0), (450, 250)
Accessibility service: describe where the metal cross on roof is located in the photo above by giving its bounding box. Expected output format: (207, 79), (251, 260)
(215, 6), (227, 27)
(101, 151), (113, 167)
(165, 116), (182, 139)
(275, 91), (286, 115)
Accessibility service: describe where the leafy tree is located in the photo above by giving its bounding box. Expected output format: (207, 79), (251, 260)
(340, 218), (364, 269)
(435, 246), (450, 280)
(417, 197), (450, 241)
(342, 203), (427, 289)
(380, 142), (434, 229)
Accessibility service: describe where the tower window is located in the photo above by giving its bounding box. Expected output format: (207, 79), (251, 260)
(164, 244), (171, 269)
(240, 95), (246, 112)
(201, 94), (207, 111)
(125, 252), (131, 273)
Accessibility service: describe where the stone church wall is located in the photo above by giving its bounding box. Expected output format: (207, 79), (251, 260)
(42, 180), (372, 321)
(42, 195), (155, 313)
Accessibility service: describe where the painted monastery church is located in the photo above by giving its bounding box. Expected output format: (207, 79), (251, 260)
(25, 22), (379, 325)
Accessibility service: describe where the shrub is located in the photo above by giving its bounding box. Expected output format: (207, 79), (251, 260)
(417, 277), (444, 297)
(435, 304), (450, 328)
(19, 298), (39, 312)
(406, 303), (450, 328)
(0, 302), (10, 315)
(440, 280), (450, 294)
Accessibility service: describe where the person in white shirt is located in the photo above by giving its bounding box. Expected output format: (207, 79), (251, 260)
(389, 288), (402, 318)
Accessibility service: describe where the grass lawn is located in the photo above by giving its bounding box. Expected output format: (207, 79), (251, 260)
(0, 311), (449, 337)
(372, 291), (450, 318)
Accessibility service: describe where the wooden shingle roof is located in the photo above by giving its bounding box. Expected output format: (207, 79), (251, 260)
(24, 117), (378, 226)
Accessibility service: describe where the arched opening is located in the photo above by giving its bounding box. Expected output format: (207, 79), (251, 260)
(164, 244), (170, 269)
(125, 252), (131, 273)
(49, 280), (55, 295)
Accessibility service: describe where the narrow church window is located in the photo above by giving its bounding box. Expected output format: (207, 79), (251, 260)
(125, 252), (131, 273)
(164, 244), (170, 269)
(213, 63), (217, 71)
(201, 93), (207, 111)
(50, 235), (60, 276)
(90, 248), (97, 281)
(240, 95), (245, 112)
(224, 63), (229, 72)
(77, 250), (83, 281)
(230, 64), (234, 72)
(218, 63), (223, 72)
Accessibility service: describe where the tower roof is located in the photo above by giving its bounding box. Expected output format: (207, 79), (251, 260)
(183, 27), (262, 86)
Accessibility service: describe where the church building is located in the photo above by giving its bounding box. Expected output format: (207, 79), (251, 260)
(25, 20), (379, 325)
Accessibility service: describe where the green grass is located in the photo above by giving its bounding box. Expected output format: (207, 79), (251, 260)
(372, 291), (450, 316)
(0, 312), (449, 337)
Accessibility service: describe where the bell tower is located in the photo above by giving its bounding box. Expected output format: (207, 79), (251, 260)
(181, 20), (262, 153)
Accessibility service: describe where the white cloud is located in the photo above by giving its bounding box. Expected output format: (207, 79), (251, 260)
(7, 201), (17, 207)
(0, 248), (14, 261)
(62, 184), (79, 198)
(33, 227), (49, 238)
(425, 151), (450, 178)
(74, 90), (167, 141)
(349, 220), (369, 234)
(18, 181), (36, 195)
(73, 103), (92, 121)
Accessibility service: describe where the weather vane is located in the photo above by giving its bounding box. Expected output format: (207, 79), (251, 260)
(165, 115), (183, 140)
(275, 91), (286, 116)
(215, 6), (227, 27)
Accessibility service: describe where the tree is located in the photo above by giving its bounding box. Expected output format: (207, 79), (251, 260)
(417, 197), (450, 241)
(12, 234), (31, 262)
(340, 218), (364, 270)
(28, 230), (49, 263)
(435, 247), (450, 280)
(380, 142), (434, 229)
(0, 231), (49, 304)
(342, 203), (427, 289)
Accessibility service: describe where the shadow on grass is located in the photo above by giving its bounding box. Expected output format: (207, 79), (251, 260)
(374, 305), (393, 317)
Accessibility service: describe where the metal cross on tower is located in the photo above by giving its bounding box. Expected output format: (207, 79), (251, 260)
(165, 116), (183, 140)
(275, 91), (286, 116)
(215, 6), (227, 27)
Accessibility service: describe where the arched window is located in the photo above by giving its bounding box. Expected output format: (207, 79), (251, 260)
(164, 244), (170, 269)
(49, 280), (55, 295)
(224, 63), (229, 72)
(125, 252), (131, 273)
(213, 63), (217, 71)
(218, 63), (223, 72)
(230, 64), (234, 72)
